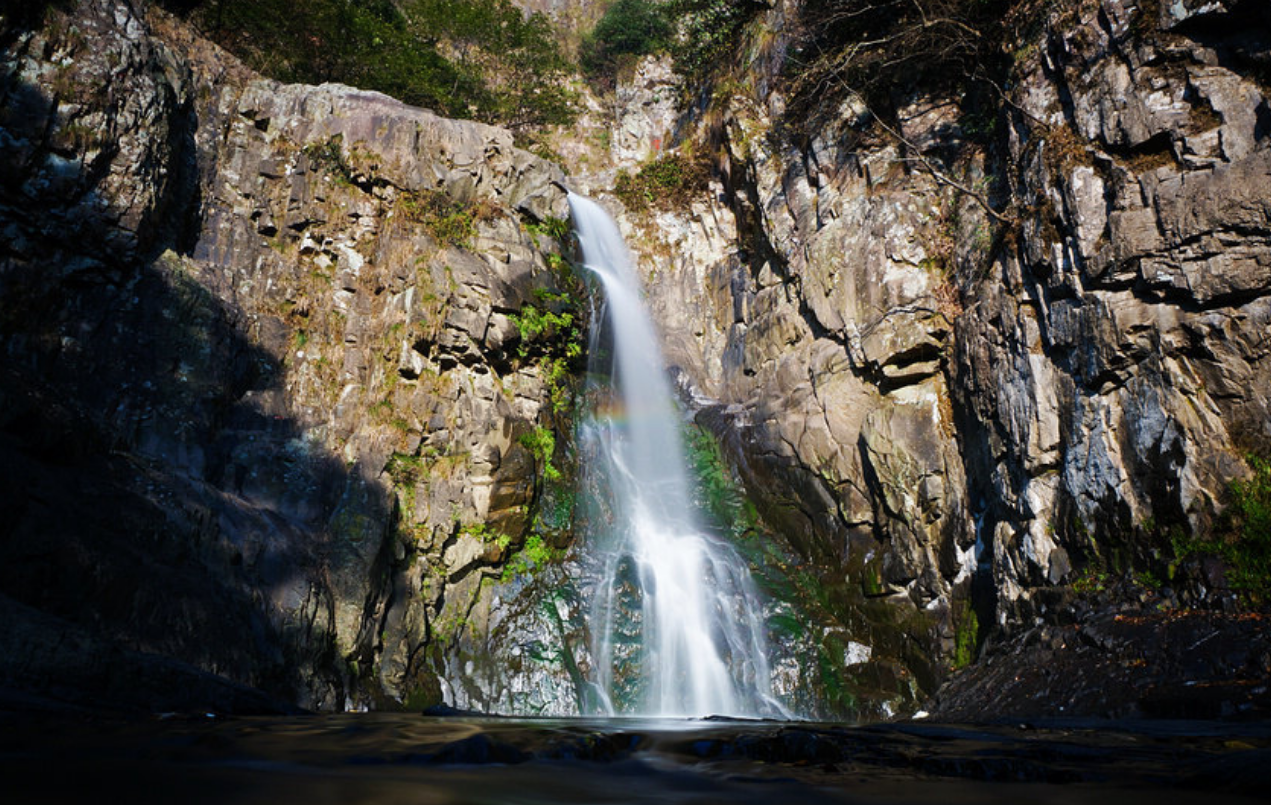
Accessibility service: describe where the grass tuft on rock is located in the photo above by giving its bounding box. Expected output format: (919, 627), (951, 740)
(1174, 454), (1271, 605)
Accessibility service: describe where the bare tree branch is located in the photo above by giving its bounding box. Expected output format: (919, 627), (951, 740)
(879, 119), (1015, 225)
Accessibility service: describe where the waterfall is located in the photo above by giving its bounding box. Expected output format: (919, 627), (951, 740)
(567, 192), (784, 719)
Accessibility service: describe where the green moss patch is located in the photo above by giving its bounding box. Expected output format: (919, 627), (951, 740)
(1174, 454), (1271, 605)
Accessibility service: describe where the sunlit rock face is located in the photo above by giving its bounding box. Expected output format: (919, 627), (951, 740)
(0, 0), (574, 712)
(625, 0), (1271, 714)
(953, 0), (1271, 627)
(611, 55), (679, 168)
(629, 99), (977, 717)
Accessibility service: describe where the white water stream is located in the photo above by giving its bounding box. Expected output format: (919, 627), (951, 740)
(568, 193), (784, 719)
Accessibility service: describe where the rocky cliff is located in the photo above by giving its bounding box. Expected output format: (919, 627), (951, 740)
(1, 0), (581, 712)
(611, 0), (1271, 716)
(2, 0), (1268, 720)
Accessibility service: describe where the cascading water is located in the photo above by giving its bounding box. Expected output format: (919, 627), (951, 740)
(568, 192), (785, 719)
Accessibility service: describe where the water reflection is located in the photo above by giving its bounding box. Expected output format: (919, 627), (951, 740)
(3, 712), (1266, 805)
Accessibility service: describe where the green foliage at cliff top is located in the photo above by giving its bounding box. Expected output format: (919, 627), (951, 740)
(580, 0), (673, 86)
(666, 0), (766, 81)
(579, 0), (765, 86)
(161, 0), (577, 132)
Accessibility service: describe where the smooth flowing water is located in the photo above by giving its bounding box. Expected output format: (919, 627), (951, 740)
(567, 193), (783, 719)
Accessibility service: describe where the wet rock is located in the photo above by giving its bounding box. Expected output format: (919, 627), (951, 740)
(928, 607), (1271, 722)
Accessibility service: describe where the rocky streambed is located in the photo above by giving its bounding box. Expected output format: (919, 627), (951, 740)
(931, 607), (1271, 722)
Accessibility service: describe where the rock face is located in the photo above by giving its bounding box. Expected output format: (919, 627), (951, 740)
(611, 56), (679, 167)
(1, 0), (576, 711)
(618, 0), (1271, 716)
(629, 122), (977, 716)
(3, 0), (1268, 720)
(954, 0), (1271, 628)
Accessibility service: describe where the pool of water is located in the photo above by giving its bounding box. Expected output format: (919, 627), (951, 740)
(3, 711), (1267, 804)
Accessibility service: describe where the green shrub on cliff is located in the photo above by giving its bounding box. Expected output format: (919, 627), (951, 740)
(613, 152), (710, 213)
(951, 604), (979, 669)
(162, 0), (577, 132)
(399, 190), (499, 248)
(1231, 456), (1271, 558)
(519, 425), (561, 483)
(511, 288), (585, 415)
(501, 533), (558, 582)
(580, 0), (673, 86)
(683, 423), (755, 534)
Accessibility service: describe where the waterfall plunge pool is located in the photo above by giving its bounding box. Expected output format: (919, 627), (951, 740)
(3, 710), (1266, 804)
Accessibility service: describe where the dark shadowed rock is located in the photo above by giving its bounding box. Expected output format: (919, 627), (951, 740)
(0, 0), (576, 715)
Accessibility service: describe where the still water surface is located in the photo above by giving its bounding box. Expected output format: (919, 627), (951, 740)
(3, 712), (1267, 804)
